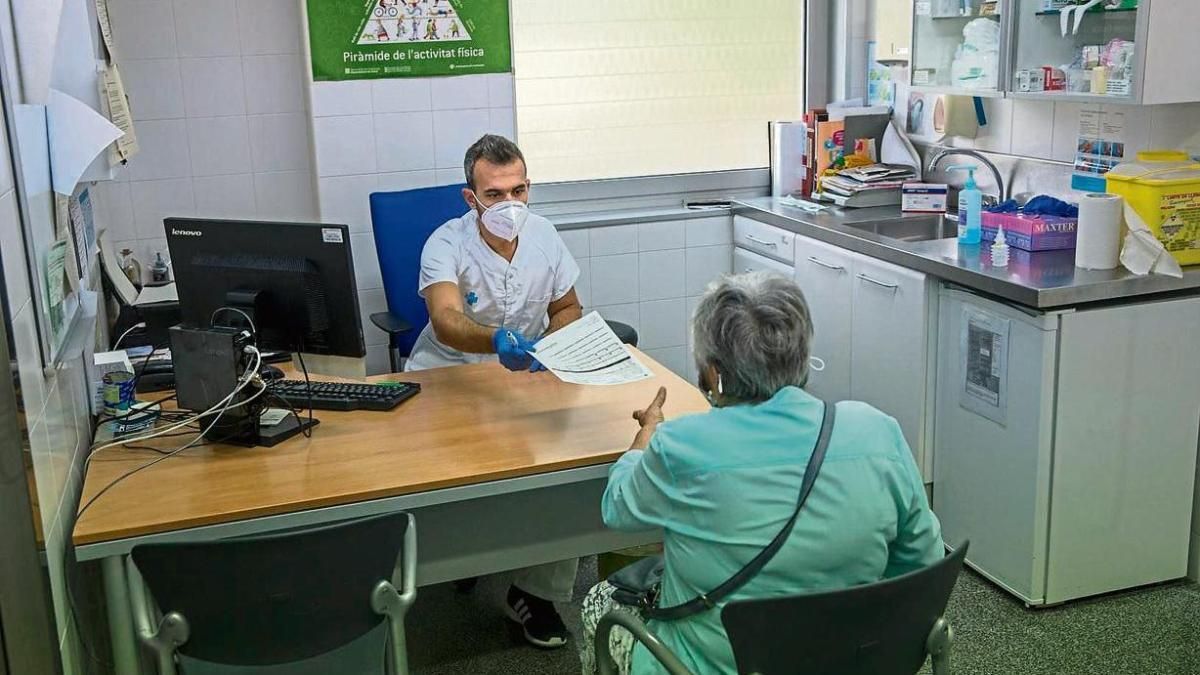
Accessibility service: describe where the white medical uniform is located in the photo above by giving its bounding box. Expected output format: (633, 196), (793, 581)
(406, 207), (581, 603)
(406, 209), (580, 372)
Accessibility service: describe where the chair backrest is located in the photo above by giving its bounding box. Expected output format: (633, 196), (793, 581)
(369, 185), (468, 357)
(720, 543), (968, 675)
(130, 513), (409, 667)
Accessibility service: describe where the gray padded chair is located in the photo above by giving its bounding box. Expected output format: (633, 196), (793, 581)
(127, 513), (416, 675)
(597, 543), (967, 675)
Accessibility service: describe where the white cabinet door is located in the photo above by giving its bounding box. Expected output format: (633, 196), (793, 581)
(734, 246), (793, 278)
(733, 216), (795, 265)
(850, 255), (931, 472)
(793, 236), (854, 403)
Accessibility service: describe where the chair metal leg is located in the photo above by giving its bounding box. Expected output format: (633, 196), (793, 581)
(927, 617), (954, 675)
(596, 610), (693, 675)
(375, 513), (417, 675)
(125, 557), (189, 675)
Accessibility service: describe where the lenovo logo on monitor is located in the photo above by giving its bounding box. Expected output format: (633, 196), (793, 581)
(171, 228), (204, 237)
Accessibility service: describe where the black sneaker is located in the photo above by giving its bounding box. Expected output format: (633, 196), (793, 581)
(505, 585), (569, 649)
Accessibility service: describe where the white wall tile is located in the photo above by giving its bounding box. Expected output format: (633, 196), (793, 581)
(574, 257), (591, 307)
(0, 127), (11, 194)
(644, 346), (687, 380)
(487, 73), (515, 109)
(237, 0), (302, 56)
(187, 116), (253, 177)
(193, 174), (257, 219)
(350, 232), (382, 289)
(1010, 101), (1056, 160)
(375, 112), (436, 172)
(121, 59), (185, 120)
(639, 298), (686, 349)
(10, 303), (47, 422)
(313, 115), (377, 177)
(431, 75), (490, 110)
(590, 224), (637, 256)
(685, 216), (732, 247)
(253, 171), (316, 221)
(685, 295), (702, 348)
(173, 0), (240, 57)
(366, 344), (391, 376)
(109, 0), (177, 59)
(0, 190), (29, 312)
(130, 177), (195, 240)
(590, 253), (639, 306)
(243, 54), (304, 114)
(318, 174), (377, 233)
(433, 109), (490, 169)
(974, 99), (1013, 154)
(435, 168), (463, 186)
(558, 229), (590, 258)
(638, 249), (685, 301)
(127, 119), (191, 181)
(637, 221), (684, 251)
(685, 245), (732, 296)
(29, 418), (60, 525)
(1150, 103), (1200, 152)
(1051, 102), (1084, 163)
(373, 78), (433, 113)
(488, 107), (516, 140)
(247, 113), (311, 172)
(94, 181), (136, 241)
(180, 57), (247, 117)
(310, 81), (373, 117)
(594, 303), (639, 335)
(376, 170), (438, 193)
(358, 288), (389, 346)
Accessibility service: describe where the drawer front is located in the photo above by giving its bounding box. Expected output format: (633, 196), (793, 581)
(734, 247), (794, 278)
(733, 215), (795, 265)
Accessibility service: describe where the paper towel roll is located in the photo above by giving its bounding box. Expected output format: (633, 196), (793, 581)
(1076, 193), (1123, 270)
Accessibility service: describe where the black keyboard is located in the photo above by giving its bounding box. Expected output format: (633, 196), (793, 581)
(267, 379), (420, 412)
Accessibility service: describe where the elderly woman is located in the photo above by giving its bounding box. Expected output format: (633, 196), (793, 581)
(579, 272), (944, 675)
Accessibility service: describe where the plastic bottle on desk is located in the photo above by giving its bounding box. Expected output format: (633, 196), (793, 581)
(991, 224), (1010, 268)
(948, 165), (982, 245)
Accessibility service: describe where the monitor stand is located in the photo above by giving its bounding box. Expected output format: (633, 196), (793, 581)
(256, 413), (320, 447)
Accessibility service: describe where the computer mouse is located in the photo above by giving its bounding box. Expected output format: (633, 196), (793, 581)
(260, 364), (285, 380)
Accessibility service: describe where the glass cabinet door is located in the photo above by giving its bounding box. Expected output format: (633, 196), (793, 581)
(911, 0), (1005, 93)
(1010, 0), (1140, 102)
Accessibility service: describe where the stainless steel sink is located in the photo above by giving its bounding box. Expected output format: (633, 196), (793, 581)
(842, 215), (958, 243)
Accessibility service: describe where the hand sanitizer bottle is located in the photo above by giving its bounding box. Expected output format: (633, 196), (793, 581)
(948, 165), (983, 245)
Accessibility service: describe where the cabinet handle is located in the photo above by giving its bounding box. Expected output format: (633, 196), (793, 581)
(856, 273), (899, 290)
(744, 234), (778, 248)
(806, 256), (845, 272)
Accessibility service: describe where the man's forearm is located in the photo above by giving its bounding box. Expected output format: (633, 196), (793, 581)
(546, 302), (583, 335)
(431, 309), (497, 354)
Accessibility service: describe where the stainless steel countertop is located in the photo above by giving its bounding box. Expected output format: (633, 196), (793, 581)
(734, 197), (1200, 310)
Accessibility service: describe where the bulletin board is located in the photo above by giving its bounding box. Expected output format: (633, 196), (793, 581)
(306, 0), (512, 81)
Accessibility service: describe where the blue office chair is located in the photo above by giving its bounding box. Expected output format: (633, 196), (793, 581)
(597, 543), (968, 675)
(369, 186), (636, 372)
(127, 513), (417, 675)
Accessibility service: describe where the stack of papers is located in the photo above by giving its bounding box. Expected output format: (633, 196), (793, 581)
(531, 312), (654, 386)
(817, 163), (917, 207)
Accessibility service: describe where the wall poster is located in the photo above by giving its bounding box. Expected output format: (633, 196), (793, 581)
(307, 0), (512, 81)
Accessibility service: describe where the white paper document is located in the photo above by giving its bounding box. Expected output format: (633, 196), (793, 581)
(47, 88), (123, 194)
(532, 312), (654, 386)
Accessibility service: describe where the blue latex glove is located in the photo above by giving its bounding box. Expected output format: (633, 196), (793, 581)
(985, 199), (1020, 214)
(1023, 195), (1079, 218)
(529, 337), (547, 372)
(492, 329), (536, 372)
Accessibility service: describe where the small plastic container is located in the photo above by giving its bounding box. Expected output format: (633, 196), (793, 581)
(1106, 151), (1200, 266)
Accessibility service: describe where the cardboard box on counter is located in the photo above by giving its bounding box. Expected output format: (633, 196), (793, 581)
(981, 212), (1078, 252)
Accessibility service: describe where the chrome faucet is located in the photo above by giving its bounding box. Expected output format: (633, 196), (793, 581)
(927, 148), (1009, 206)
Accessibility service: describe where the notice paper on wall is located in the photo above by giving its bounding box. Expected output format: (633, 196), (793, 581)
(1072, 107), (1126, 193)
(46, 89), (123, 195)
(960, 308), (1009, 426)
(529, 312), (653, 386)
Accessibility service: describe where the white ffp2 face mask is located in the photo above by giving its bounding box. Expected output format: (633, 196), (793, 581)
(474, 196), (529, 241)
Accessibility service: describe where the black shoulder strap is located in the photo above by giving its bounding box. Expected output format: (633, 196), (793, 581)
(648, 400), (837, 621)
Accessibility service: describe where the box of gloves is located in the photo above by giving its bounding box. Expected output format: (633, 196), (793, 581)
(981, 212), (1078, 252)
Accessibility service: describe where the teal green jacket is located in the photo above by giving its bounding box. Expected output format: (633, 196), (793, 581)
(602, 387), (944, 675)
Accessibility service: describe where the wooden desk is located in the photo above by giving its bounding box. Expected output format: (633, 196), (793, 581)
(78, 350), (707, 675)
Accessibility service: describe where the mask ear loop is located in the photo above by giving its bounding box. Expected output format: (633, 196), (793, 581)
(717, 374), (723, 395)
(809, 356), (826, 372)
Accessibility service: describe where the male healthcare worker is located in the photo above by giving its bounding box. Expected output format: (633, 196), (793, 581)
(406, 134), (583, 648)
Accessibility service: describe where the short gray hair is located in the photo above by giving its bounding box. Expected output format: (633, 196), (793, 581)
(463, 134), (525, 189)
(692, 272), (814, 403)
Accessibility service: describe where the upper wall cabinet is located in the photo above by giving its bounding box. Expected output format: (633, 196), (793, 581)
(911, 0), (1008, 97)
(911, 0), (1200, 105)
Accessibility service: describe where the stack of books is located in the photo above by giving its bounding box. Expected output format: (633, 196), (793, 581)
(816, 164), (916, 208)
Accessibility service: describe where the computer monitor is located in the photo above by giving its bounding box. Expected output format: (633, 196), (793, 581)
(165, 218), (366, 358)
